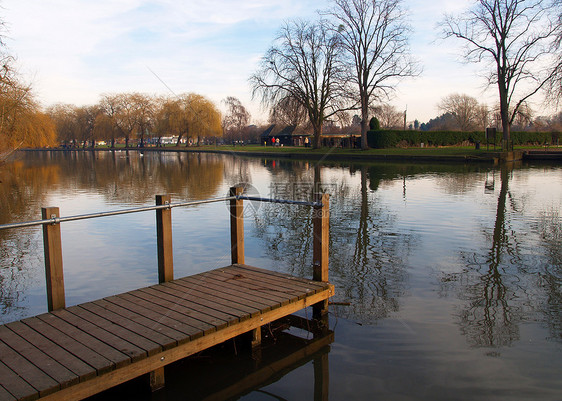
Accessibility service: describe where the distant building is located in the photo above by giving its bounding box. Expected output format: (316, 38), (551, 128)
(260, 125), (310, 146)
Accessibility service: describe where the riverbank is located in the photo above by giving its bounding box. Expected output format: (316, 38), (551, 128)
(23, 144), (562, 164)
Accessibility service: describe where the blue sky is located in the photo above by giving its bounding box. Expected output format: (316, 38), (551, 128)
(4, 0), (549, 124)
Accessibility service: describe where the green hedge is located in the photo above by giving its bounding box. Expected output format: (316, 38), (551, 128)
(367, 130), (557, 148)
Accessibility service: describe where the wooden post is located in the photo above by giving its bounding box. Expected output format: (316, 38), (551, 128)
(251, 326), (262, 362)
(313, 193), (329, 318)
(41, 207), (66, 312)
(230, 186), (245, 265)
(149, 367), (165, 392)
(153, 195), (173, 391)
(231, 186), (254, 352)
(156, 194), (173, 284)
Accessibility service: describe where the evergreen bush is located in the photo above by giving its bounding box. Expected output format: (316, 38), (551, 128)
(365, 129), (554, 148)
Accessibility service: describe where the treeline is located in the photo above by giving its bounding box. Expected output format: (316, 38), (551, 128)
(367, 129), (558, 149)
(48, 92), (222, 148)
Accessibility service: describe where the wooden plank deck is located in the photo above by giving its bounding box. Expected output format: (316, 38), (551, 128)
(0, 264), (334, 401)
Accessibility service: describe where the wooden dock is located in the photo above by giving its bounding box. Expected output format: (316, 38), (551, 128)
(0, 264), (333, 401)
(0, 187), (333, 400)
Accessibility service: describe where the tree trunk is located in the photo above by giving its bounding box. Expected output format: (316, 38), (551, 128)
(498, 82), (510, 150)
(360, 105), (369, 150)
(313, 124), (322, 149)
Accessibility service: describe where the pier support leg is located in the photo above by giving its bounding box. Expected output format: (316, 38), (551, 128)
(149, 367), (165, 392)
(156, 195), (173, 284)
(251, 327), (261, 348)
(313, 193), (329, 319)
(230, 186), (245, 265)
(251, 327), (262, 362)
(42, 207), (66, 312)
(153, 195), (172, 392)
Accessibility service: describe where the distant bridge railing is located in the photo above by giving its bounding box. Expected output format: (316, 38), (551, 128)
(0, 186), (329, 315)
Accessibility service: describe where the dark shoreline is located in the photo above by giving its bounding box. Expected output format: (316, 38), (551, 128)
(19, 147), (562, 164)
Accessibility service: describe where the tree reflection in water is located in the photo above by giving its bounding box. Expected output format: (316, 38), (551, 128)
(0, 160), (60, 322)
(2, 152), (561, 352)
(251, 160), (414, 323)
(443, 164), (562, 347)
(0, 150), (226, 322)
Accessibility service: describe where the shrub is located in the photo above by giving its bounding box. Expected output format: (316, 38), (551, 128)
(365, 129), (556, 148)
(369, 117), (380, 131)
(367, 130), (398, 148)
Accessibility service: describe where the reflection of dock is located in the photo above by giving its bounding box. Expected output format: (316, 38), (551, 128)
(0, 187), (333, 401)
(164, 317), (334, 401)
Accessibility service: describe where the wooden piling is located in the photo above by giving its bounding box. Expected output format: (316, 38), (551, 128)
(230, 186), (245, 265)
(156, 194), (173, 284)
(313, 193), (329, 318)
(41, 207), (66, 312)
(153, 194), (174, 390)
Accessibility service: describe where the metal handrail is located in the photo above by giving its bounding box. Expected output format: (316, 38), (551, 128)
(0, 194), (324, 231)
(236, 195), (323, 208)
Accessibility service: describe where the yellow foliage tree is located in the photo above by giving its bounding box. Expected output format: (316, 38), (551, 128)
(0, 82), (56, 150)
(155, 93), (222, 146)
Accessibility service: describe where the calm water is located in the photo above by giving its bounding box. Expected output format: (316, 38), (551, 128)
(0, 150), (561, 400)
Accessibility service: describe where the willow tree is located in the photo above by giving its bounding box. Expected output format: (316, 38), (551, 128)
(155, 93), (221, 146)
(222, 96), (250, 143)
(325, 0), (419, 149)
(190, 94), (222, 145)
(47, 104), (77, 147)
(269, 95), (309, 130)
(99, 94), (125, 148)
(125, 92), (156, 148)
(0, 79), (56, 150)
(0, 16), (57, 151)
(250, 19), (347, 149)
(443, 0), (561, 148)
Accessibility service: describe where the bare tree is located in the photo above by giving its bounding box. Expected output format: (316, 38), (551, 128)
(443, 0), (561, 148)
(325, 0), (420, 149)
(545, 2), (562, 107)
(268, 95), (309, 130)
(475, 104), (491, 130)
(222, 96), (250, 143)
(376, 103), (403, 128)
(438, 93), (483, 131)
(492, 101), (533, 130)
(250, 19), (347, 148)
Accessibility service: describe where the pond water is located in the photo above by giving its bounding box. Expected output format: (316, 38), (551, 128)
(0, 150), (561, 400)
